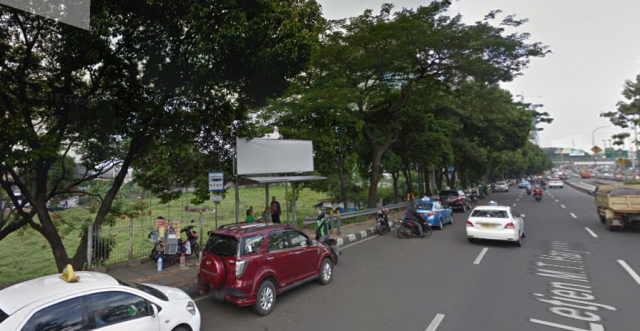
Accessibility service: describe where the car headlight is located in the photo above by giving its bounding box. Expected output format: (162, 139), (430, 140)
(236, 260), (247, 277)
(186, 301), (196, 315)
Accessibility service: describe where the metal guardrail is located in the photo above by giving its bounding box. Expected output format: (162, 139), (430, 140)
(302, 201), (411, 235)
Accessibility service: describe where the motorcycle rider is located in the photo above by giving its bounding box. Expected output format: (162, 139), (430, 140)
(533, 185), (543, 198)
(488, 200), (499, 206)
(316, 210), (341, 256)
(526, 183), (533, 195)
(377, 207), (391, 232)
(405, 201), (427, 238)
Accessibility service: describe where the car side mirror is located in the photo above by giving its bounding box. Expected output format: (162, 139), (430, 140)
(588, 191), (595, 196)
(521, 214), (525, 218)
(311, 239), (318, 245)
(151, 303), (159, 317)
(301, 239), (308, 247)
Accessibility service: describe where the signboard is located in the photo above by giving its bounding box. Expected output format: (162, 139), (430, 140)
(210, 195), (222, 202)
(617, 158), (626, 165)
(591, 146), (602, 154)
(447, 166), (455, 172)
(236, 137), (314, 175)
(208, 171), (224, 192)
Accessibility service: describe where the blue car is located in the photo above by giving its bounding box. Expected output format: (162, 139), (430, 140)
(518, 180), (530, 189)
(404, 199), (453, 230)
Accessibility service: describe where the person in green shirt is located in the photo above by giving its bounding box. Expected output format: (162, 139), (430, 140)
(245, 209), (256, 223)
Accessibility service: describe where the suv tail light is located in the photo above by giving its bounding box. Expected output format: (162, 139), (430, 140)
(453, 198), (461, 203)
(236, 260), (248, 277)
(427, 212), (435, 217)
(504, 222), (515, 229)
(466, 220), (474, 227)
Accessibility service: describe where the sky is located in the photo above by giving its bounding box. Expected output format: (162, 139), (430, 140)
(316, 0), (640, 152)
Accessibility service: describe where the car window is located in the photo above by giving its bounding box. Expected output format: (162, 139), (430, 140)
(439, 191), (459, 198)
(204, 234), (238, 257)
(433, 202), (441, 209)
(86, 291), (150, 328)
(416, 202), (433, 210)
(471, 210), (509, 218)
(267, 230), (290, 251)
(21, 298), (84, 331)
(287, 230), (309, 247)
(0, 308), (7, 325)
(241, 235), (264, 256)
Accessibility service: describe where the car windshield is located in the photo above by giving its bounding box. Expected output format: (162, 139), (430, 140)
(416, 202), (434, 210)
(471, 210), (509, 218)
(205, 234), (238, 257)
(0, 308), (7, 325)
(117, 278), (169, 301)
(496, 182), (506, 185)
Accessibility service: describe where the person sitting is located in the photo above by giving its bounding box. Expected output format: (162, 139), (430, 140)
(533, 186), (543, 196)
(245, 209), (256, 223)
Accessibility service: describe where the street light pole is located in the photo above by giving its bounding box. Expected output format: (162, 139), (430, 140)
(592, 126), (610, 167)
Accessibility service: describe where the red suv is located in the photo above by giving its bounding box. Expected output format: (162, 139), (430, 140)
(198, 223), (335, 315)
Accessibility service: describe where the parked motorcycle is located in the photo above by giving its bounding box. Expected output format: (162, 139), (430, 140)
(316, 234), (340, 265)
(396, 219), (433, 239)
(149, 220), (200, 263)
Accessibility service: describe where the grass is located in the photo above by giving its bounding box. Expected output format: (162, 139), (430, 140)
(0, 185), (327, 286)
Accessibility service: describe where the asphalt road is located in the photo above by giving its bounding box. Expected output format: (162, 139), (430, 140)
(196, 185), (640, 331)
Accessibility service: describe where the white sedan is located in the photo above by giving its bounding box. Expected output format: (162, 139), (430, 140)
(0, 270), (201, 331)
(466, 205), (525, 246)
(548, 178), (563, 189)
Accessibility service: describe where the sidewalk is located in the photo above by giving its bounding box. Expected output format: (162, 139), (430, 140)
(103, 210), (404, 297)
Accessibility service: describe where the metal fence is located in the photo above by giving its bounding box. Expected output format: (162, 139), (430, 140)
(302, 201), (411, 235)
(87, 209), (232, 269)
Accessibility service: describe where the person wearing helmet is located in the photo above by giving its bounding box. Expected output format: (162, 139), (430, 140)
(316, 210), (341, 257)
(488, 201), (499, 206)
(377, 207), (390, 232)
(405, 201), (426, 238)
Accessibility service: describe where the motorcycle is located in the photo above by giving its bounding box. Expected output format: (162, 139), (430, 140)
(534, 194), (542, 202)
(376, 215), (391, 235)
(316, 233), (340, 265)
(149, 220), (200, 263)
(396, 218), (433, 239)
(469, 192), (479, 204)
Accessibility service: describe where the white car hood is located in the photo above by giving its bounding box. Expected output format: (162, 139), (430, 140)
(143, 283), (192, 302)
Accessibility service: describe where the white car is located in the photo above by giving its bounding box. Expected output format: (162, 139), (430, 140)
(548, 178), (563, 189)
(466, 205), (525, 246)
(0, 271), (201, 331)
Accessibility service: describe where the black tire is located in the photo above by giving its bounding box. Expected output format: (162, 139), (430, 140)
(333, 252), (339, 265)
(397, 227), (410, 239)
(172, 326), (189, 331)
(599, 215), (606, 224)
(193, 243), (200, 258)
(468, 238), (476, 243)
(438, 219), (444, 230)
(253, 280), (276, 316)
(423, 226), (433, 238)
(379, 225), (388, 235)
(450, 215), (454, 224)
(514, 236), (522, 247)
(318, 258), (333, 285)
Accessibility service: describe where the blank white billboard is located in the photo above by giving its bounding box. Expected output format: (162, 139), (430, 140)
(236, 137), (314, 175)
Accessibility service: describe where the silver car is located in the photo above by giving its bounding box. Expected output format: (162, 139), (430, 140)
(494, 181), (509, 192)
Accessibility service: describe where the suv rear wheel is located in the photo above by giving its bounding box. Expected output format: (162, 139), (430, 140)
(253, 280), (276, 316)
(318, 258), (333, 285)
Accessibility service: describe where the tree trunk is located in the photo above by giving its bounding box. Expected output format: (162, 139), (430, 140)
(424, 168), (431, 196)
(402, 162), (413, 196)
(391, 171), (401, 203)
(336, 155), (349, 214)
(435, 167), (443, 191)
(366, 146), (387, 208)
(417, 165), (424, 197)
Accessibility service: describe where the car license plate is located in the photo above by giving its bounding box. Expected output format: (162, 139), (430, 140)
(481, 224), (495, 229)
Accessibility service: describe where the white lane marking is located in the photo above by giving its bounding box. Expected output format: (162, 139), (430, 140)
(513, 203), (517, 207)
(570, 213), (577, 219)
(425, 313), (445, 331)
(473, 247), (489, 265)
(584, 227), (598, 238)
(561, 204), (566, 209)
(195, 295), (209, 302)
(618, 260), (640, 285)
(555, 199), (559, 202)
(342, 234), (379, 249)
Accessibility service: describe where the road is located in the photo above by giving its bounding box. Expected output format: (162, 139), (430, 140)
(196, 184), (640, 331)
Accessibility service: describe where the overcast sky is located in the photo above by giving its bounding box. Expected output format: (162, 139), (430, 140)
(317, 0), (640, 152)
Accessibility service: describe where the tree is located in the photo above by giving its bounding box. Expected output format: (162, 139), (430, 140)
(0, 0), (322, 271)
(292, 1), (547, 207)
(602, 73), (640, 145)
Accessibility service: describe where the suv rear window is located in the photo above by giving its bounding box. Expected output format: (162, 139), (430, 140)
(439, 191), (459, 198)
(205, 234), (238, 257)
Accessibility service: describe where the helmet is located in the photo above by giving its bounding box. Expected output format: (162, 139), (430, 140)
(488, 201), (498, 206)
(381, 207), (388, 214)
(316, 210), (324, 217)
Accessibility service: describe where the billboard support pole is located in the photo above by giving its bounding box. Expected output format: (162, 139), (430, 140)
(285, 181), (290, 225)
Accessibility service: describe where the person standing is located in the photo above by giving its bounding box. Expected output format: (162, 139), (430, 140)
(270, 196), (281, 223)
(261, 207), (271, 223)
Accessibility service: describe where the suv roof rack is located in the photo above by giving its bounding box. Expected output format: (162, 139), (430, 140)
(244, 223), (291, 234)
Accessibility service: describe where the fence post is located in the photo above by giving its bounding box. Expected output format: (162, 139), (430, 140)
(87, 224), (93, 270)
(328, 209), (334, 234)
(336, 209), (342, 235)
(129, 218), (133, 260)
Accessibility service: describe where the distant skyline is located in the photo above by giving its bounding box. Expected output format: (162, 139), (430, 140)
(316, 0), (640, 152)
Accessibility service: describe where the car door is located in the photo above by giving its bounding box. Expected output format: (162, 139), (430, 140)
(84, 291), (159, 331)
(20, 297), (85, 331)
(266, 229), (298, 288)
(286, 229), (318, 281)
